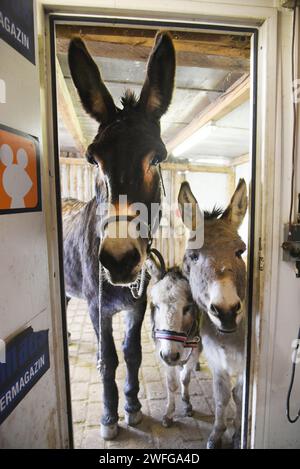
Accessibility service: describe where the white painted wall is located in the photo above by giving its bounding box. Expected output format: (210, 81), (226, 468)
(235, 162), (250, 249)
(187, 171), (230, 211)
(253, 9), (300, 449)
(0, 3), (69, 448)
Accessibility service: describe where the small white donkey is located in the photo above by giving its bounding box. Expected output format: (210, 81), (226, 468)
(146, 251), (202, 428)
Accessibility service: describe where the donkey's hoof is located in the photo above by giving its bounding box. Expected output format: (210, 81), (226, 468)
(184, 402), (193, 417)
(232, 431), (241, 449)
(125, 410), (143, 426)
(162, 416), (173, 428)
(206, 437), (222, 449)
(100, 423), (118, 440)
(185, 408), (194, 417)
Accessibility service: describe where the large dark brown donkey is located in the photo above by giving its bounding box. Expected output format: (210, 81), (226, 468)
(63, 32), (175, 439)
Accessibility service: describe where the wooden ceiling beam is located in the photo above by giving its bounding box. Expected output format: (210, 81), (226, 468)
(56, 25), (250, 71)
(59, 156), (232, 173)
(230, 153), (249, 167)
(56, 24), (250, 58)
(166, 74), (250, 154)
(56, 58), (88, 155)
(56, 39), (249, 72)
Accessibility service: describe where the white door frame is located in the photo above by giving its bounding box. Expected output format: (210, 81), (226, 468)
(38, 0), (283, 448)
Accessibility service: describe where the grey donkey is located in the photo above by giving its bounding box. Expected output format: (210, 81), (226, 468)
(178, 179), (248, 449)
(146, 254), (202, 428)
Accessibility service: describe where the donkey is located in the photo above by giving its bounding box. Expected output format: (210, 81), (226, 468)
(146, 253), (201, 428)
(178, 179), (248, 449)
(63, 32), (175, 440)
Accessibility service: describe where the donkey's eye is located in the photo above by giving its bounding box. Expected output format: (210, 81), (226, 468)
(183, 305), (193, 315)
(190, 251), (199, 262)
(236, 249), (245, 258)
(150, 153), (162, 166)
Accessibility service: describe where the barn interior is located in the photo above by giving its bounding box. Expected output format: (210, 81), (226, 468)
(55, 24), (251, 449)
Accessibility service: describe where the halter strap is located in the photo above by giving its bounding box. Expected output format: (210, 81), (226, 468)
(155, 327), (200, 367)
(154, 328), (200, 349)
(155, 330), (187, 343)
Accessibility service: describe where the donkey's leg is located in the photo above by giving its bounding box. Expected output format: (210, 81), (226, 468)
(180, 356), (197, 417)
(162, 366), (178, 427)
(66, 296), (72, 340)
(123, 302), (146, 426)
(207, 371), (231, 449)
(90, 305), (119, 440)
(232, 375), (243, 449)
(181, 348), (201, 416)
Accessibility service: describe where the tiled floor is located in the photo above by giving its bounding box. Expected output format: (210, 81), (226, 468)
(67, 298), (235, 449)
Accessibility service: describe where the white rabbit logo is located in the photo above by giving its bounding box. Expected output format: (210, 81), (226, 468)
(0, 144), (33, 208)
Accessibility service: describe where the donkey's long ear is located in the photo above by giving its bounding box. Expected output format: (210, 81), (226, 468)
(146, 255), (162, 283)
(138, 31), (175, 119)
(221, 178), (248, 228)
(68, 38), (116, 124)
(178, 181), (202, 232)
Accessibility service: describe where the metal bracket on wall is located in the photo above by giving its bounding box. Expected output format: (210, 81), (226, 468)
(282, 227), (300, 277)
(282, 197), (300, 277)
(282, 221), (300, 279)
(282, 1), (300, 7)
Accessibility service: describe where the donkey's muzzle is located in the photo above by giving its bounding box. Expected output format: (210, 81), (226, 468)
(160, 350), (180, 366)
(99, 247), (141, 284)
(210, 302), (241, 333)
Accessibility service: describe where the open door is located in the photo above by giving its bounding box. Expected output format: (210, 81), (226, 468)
(50, 14), (257, 449)
(0, 1), (71, 448)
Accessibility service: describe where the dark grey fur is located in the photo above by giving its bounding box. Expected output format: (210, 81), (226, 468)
(63, 31), (176, 439)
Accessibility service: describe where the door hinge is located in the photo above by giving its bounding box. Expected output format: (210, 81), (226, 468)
(258, 237), (264, 271)
(282, 1), (300, 7)
(259, 256), (265, 271)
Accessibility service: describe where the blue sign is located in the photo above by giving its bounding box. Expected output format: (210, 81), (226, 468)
(0, 0), (35, 65)
(0, 327), (50, 424)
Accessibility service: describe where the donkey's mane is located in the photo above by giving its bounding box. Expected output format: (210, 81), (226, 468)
(204, 205), (224, 220)
(120, 90), (138, 109)
(166, 266), (185, 280)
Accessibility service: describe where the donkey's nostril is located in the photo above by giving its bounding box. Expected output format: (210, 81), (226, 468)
(99, 247), (141, 274)
(121, 248), (141, 271)
(160, 351), (180, 364)
(211, 302), (241, 318)
(233, 302), (241, 314)
(210, 304), (222, 316)
(99, 249), (116, 272)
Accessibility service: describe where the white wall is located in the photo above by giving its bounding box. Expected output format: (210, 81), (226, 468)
(187, 171), (230, 211)
(0, 3), (69, 448)
(235, 162), (250, 249)
(254, 9), (300, 449)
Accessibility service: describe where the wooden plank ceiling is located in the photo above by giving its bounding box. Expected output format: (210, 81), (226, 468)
(56, 25), (251, 166)
(56, 25), (250, 71)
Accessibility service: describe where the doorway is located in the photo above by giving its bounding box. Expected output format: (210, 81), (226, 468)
(49, 16), (257, 449)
